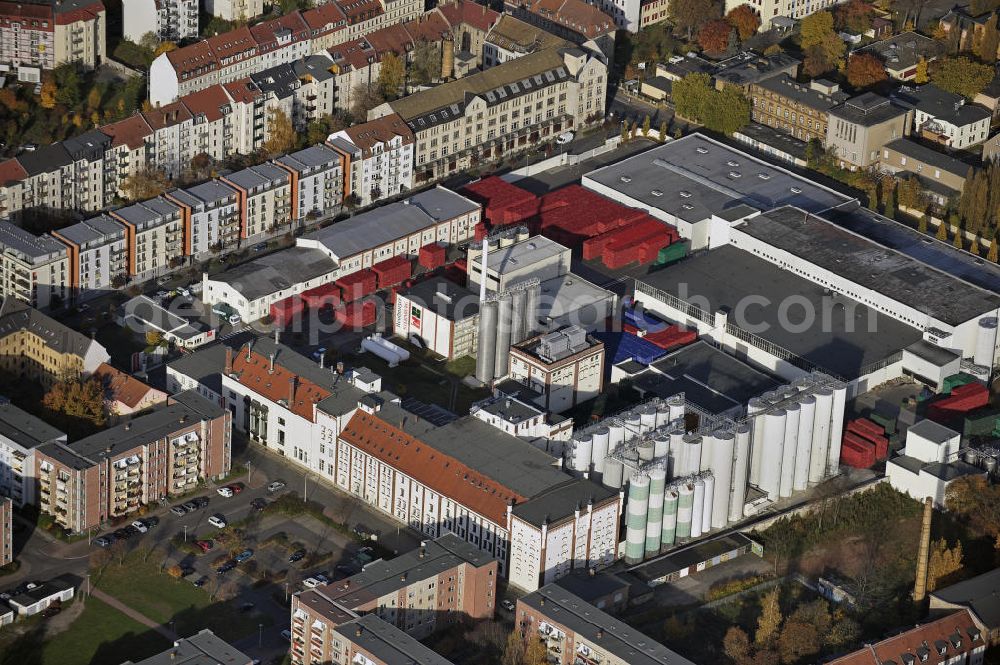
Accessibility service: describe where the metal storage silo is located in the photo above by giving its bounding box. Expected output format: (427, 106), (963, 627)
(625, 411), (642, 441)
(592, 427), (610, 477)
(691, 479), (706, 538)
(602, 457), (624, 489)
(661, 489), (678, 547)
(793, 394), (815, 492)
(975, 317), (998, 369)
(730, 424), (751, 523)
(494, 293), (514, 380)
(827, 382), (847, 476)
(711, 431), (735, 529)
(669, 428), (685, 478)
(475, 299), (498, 383)
(509, 287), (527, 345)
(638, 439), (655, 462)
(676, 483), (694, 539)
(700, 433), (716, 473)
(646, 469), (666, 557)
(760, 408), (786, 501)
(667, 395), (685, 421)
(701, 473), (715, 534)
(639, 405), (657, 434)
(609, 421), (626, 451)
(748, 397), (766, 486)
(810, 388), (833, 484)
(683, 434), (702, 474)
(569, 435), (593, 474)
(653, 433), (670, 460)
(655, 401), (672, 428)
(625, 474), (650, 565)
(524, 283), (541, 339)
(779, 402), (800, 498)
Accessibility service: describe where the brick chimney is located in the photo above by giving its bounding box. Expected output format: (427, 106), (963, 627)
(224, 347), (233, 375)
(288, 377), (296, 404)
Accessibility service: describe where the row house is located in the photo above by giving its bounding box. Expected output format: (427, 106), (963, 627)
(221, 163), (293, 240)
(205, 0), (263, 22)
(750, 75), (848, 146)
(275, 143), (345, 224)
(51, 214), (128, 301)
(328, 113), (415, 207)
(0, 221), (68, 310)
(0, 0), (105, 73)
(506, 0), (616, 64)
(32, 391), (231, 533)
(165, 180), (241, 258)
(111, 197), (185, 279)
(122, 0), (198, 43)
(248, 54), (338, 132)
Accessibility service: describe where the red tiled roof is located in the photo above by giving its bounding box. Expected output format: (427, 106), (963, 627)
(339, 410), (525, 525)
(166, 39), (217, 76)
(405, 11), (452, 44)
(223, 79), (263, 105)
(100, 115), (153, 150)
(142, 101), (193, 130)
(328, 37), (380, 71)
(207, 25), (257, 61)
(302, 2), (346, 31)
(827, 611), (984, 665)
(338, 113), (414, 154)
(528, 0), (615, 37)
(436, 0), (500, 33)
(180, 84), (231, 123)
(251, 11), (309, 52)
(336, 0), (382, 24)
(0, 159), (28, 185)
(54, 0), (104, 25)
(365, 22), (413, 56)
(230, 349), (330, 422)
(93, 363), (164, 409)
(0, 2), (53, 22)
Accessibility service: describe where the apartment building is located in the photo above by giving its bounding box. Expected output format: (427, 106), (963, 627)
(51, 214), (128, 302)
(300, 615), (457, 665)
(508, 327), (605, 414)
(517, 584), (697, 665)
(0, 297), (109, 386)
(165, 180), (241, 258)
(827, 92), (908, 170)
(291, 533), (497, 660)
(373, 45), (607, 183)
(124, 630), (254, 665)
(274, 144), (344, 224)
(0, 222), (68, 310)
(205, 0), (263, 21)
(7, 145), (78, 218)
(61, 130), (116, 213)
(855, 31), (941, 81)
(32, 391), (231, 533)
(0, 401), (66, 508)
(122, 0), (198, 42)
(221, 164), (293, 240)
(505, 0), (616, 62)
(724, 0), (844, 28)
(893, 84), (991, 150)
(750, 76), (848, 145)
(250, 55), (339, 131)
(328, 113), (415, 207)
(111, 197), (185, 279)
(483, 15), (569, 69)
(0, 0), (106, 72)
(826, 610), (986, 665)
(0, 497), (10, 568)
(92, 363), (168, 416)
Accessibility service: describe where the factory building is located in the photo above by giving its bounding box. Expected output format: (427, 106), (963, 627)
(393, 280), (480, 360)
(886, 420), (985, 507)
(507, 326), (605, 413)
(470, 393), (574, 445)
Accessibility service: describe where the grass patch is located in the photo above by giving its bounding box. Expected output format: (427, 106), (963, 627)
(444, 355), (476, 377)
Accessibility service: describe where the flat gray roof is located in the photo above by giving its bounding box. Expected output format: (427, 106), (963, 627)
(735, 122), (809, 161)
(125, 295), (206, 340)
(584, 133), (850, 223)
(538, 272), (615, 323)
(930, 567), (1000, 629)
(210, 247), (336, 301)
(741, 207), (1000, 325)
(334, 615), (456, 665)
(907, 419), (958, 444)
(512, 477), (617, 527)
(55, 215), (126, 247)
(521, 584), (697, 665)
(124, 629), (252, 665)
(0, 221), (66, 261)
(480, 235), (568, 274)
(114, 197), (180, 227)
(0, 402), (65, 450)
(276, 143), (340, 171)
(637, 245), (923, 379)
(630, 533), (757, 582)
(905, 339), (960, 367)
(397, 279), (479, 321)
(884, 138), (971, 177)
(173, 180), (239, 207)
(224, 163), (289, 190)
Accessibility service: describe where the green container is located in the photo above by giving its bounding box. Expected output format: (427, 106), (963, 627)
(964, 408), (1000, 437)
(656, 240), (689, 266)
(869, 411), (896, 435)
(942, 372), (977, 395)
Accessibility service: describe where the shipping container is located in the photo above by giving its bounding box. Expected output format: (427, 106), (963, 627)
(868, 411), (897, 435)
(336, 270), (377, 302)
(942, 372), (977, 395)
(372, 256), (412, 289)
(963, 408), (1000, 437)
(270, 297), (305, 328)
(300, 283), (342, 310)
(928, 382), (989, 420)
(656, 240), (690, 266)
(419, 243), (446, 270)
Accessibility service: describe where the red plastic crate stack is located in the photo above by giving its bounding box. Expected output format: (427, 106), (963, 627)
(300, 283), (342, 310)
(473, 222), (489, 241)
(372, 256), (412, 289)
(270, 296), (305, 328)
(334, 299), (376, 328)
(418, 243), (446, 270)
(643, 324), (698, 352)
(336, 270), (377, 302)
(841, 433), (877, 468)
(928, 383), (989, 421)
(537, 185), (650, 246)
(846, 418), (889, 460)
(603, 218), (678, 270)
(461, 176), (539, 228)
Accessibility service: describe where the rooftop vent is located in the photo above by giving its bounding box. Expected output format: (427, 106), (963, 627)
(696, 146), (709, 154)
(619, 175), (632, 183)
(790, 186), (802, 194)
(679, 190), (692, 198)
(651, 189), (663, 197)
(758, 173), (771, 180)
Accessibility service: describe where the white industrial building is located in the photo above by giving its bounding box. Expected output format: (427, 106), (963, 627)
(470, 393), (574, 444)
(508, 326), (605, 414)
(393, 280), (480, 360)
(886, 420), (985, 507)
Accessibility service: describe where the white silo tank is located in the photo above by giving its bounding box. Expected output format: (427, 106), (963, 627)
(570, 435), (593, 474)
(625, 475), (650, 565)
(669, 428), (685, 478)
(661, 489), (679, 547)
(676, 483), (694, 539)
(655, 401), (672, 428)
(690, 479), (705, 538)
(810, 388), (833, 484)
(609, 421), (626, 450)
(827, 382), (847, 476)
(711, 431), (735, 529)
(794, 394), (816, 492)
(625, 411), (642, 441)
(760, 408), (786, 501)
(779, 403), (800, 498)
(639, 405), (657, 434)
(701, 473), (715, 534)
(730, 424), (751, 523)
(748, 397), (766, 486)
(653, 433), (670, 460)
(683, 434), (702, 474)
(700, 433), (716, 473)
(667, 395), (685, 421)
(592, 427), (610, 477)
(646, 469), (666, 557)
(975, 317), (998, 369)
(638, 439), (655, 462)
(603, 457), (624, 489)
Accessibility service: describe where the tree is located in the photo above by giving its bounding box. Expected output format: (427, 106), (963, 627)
(263, 108), (295, 156)
(755, 589), (782, 645)
(410, 41), (441, 85)
(86, 87), (102, 111)
(724, 626), (753, 665)
(378, 52), (405, 99)
(977, 14), (1000, 62)
(39, 79), (58, 109)
(834, 0), (874, 34)
(915, 56), (929, 84)
(659, 120), (668, 142)
(927, 538), (963, 591)
(778, 621), (820, 664)
(138, 32), (160, 51)
(121, 166), (171, 201)
(523, 638), (547, 665)
(946, 476), (1000, 542)
(43, 377), (106, 429)
(897, 176), (926, 212)
(52, 64), (81, 107)
(953, 228), (964, 249)
(502, 630), (525, 665)
(918, 214), (929, 234)
(642, 114), (651, 136)
(971, 236), (981, 254)
(936, 220), (949, 240)
(726, 4), (761, 40)
(847, 53), (887, 88)
(672, 73), (750, 134)
(670, 0), (720, 39)
(800, 12), (845, 76)
(153, 41), (178, 57)
(932, 56), (995, 99)
(991, 239), (999, 262)
(351, 84), (385, 120)
(699, 19), (734, 52)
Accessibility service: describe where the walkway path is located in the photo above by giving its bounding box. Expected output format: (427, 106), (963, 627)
(89, 588), (176, 640)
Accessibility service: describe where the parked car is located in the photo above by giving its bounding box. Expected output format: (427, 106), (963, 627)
(208, 514), (228, 529)
(358, 546), (373, 556)
(254, 243), (268, 252)
(113, 528), (130, 540)
(182, 501), (199, 511)
(216, 487), (234, 498)
(142, 516), (159, 528)
(176, 287), (190, 298)
(131, 520), (148, 533)
(123, 525), (140, 537)
(288, 549), (306, 563)
(302, 577), (323, 589)
(556, 131), (575, 145)
(216, 561), (236, 574)
(195, 540), (214, 553)
(228, 314), (242, 326)
(250, 498), (267, 511)
(192, 497), (210, 508)
(193, 576), (209, 588)
(234, 549), (253, 563)
(94, 535), (114, 548)
(267, 480), (286, 493)
(239, 602), (255, 613)
(170, 505), (188, 517)
(227, 483), (243, 495)
(314, 573), (331, 585)
(501, 600), (515, 612)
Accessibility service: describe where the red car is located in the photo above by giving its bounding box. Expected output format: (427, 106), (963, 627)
(228, 483), (244, 495)
(195, 540), (214, 553)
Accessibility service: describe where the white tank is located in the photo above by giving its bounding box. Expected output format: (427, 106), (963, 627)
(730, 424), (751, 523)
(603, 457), (624, 489)
(975, 317), (998, 369)
(748, 397), (766, 486)
(646, 469), (666, 557)
(701, 473), (715, 534)
(625, 475), (650, 564)
(653, 433), (670, 460)
(779, 402), (800, 498)
(683, 434), (702, 474)
(609, 422), (626, 451)
(810, 388), (833, 484)
(592, 427), (610, 477)
(570, 435), (593, 474)
(760, 408), (786, 501)
(676, 483), (694, 539)
(691, 479), (705, 538)
(639, 405), (657, 434)
(794, 395), (815, 491)
(712, 431), (735, 529)
(669, 427), (685, 478)
(700, 433), (716, 473)
(655, 402), (672, 428)
(827, 382), (847, 477)
(638, 439), (655, 462)
(624, 412), (642, 441)
(667, 395), (685, 421)
(661, 489), (679, 546)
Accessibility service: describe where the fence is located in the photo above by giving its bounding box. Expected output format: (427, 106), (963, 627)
(507, 135), (625, 177)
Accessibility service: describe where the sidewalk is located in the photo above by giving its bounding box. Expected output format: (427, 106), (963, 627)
(89, 588), (176, 641)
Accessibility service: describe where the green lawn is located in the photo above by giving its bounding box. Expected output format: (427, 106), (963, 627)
(0, 598), (170, 665)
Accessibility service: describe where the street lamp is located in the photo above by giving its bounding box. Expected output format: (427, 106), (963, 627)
(258, 623), (263, 648)
(183, 525), (188, 542)
(246, 460), (253, 488)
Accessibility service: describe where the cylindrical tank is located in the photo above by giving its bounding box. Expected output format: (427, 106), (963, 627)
(524, 284), (540, 338)
(760, 408), (786, 501)
(700, 433), (716, 473)
(570, 435), (593, 474)
(638, 439), (655, 462)
(730, 424), (750, 523)
(625, 475), (650, 565)
(748, 397), (766, 486)
(655, 402), (672, 428)
(701, 473), (715, 534)
(494, 293), (513, 380)
(691, 479), (705, 538)
(779, 402), (800, 498)
(645, 469), (666, 557)
(810, 388), (833, 484)
(827, 382), (847, 477)
(653, 433), (670, 460)
(669, 427), (685, 478)
(475, 299), (498, 383)
(964, 449), (980, 465)
(509, 287), (528, 346)
(639, 405), (657, 434)
(667, 395), (685, 421)
(602, 456), (624, 489)
(661, 489), (678, 547)
(711, 431), (735, 529)
(985, 457), (998, 477)
(975, 317), (998, 369)
(624, 412), (642, 441)
(609, 422), (626, 451)
(676, 483), (694, 539)
(683, 434), (702, 474)
(794, 394), (815, 492)
(592, 427), (610, 477)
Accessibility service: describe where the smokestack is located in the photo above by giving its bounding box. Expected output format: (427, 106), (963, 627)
(224, 347), (233, 375)
(275, 328), (280, 345)
(245, 340), (252, 361)
(914, 497), (933, 604)
(269, 353), (275, 374)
